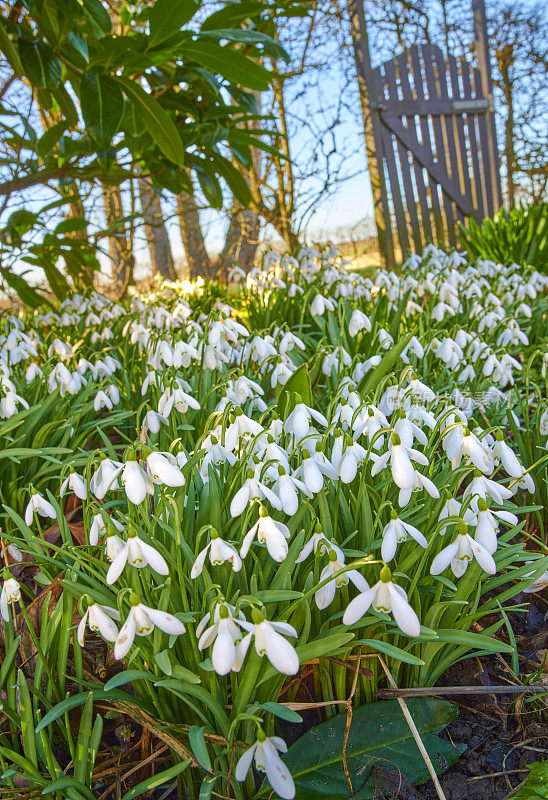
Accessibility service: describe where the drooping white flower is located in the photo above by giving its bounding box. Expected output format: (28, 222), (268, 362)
(343, 567), (420, 637)
(310, 294), (336, 316)
(523, 568), (548, 594)
(191, 533), (242, 577)
(235, 729), (295, 800)
(77, 601), (120, 646)
(348, 309), (372, 337)
(284, 403), (328, 440)
(463, 474), (513, 509)
(60, 471), (88, 500)
(430, 523), (496, 578)
(25, 492), (56, 526)
(315, 550), (369, 610)
(120, 458), (153, 505)
(145, 450), (185, 487)
(295, 529), (344, 564)
(106, 531), (169, 585)
(197, 603), (248, 675)
(0, 576), (20, 621)
(235, 609), (299, 675)
(241, 510), (291, 562)
(371, 434), (429, 490)
(90, 458), (123, 500)
(114, 595), (185, 660)
(381, 511), (428, 562)
(89, 513), (123, 546)
(230, 471), (282, 517)
(474, 498), (518, 554)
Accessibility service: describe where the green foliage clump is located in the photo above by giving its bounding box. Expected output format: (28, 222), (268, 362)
(460, 203), (548, 273)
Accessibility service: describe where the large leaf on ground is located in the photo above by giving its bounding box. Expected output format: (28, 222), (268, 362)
(513, 760), (548, 799)
(277, 698), (463, 799)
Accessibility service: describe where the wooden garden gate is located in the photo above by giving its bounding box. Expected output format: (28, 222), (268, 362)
(349, 0), (503, 267)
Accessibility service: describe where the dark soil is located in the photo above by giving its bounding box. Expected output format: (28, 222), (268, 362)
(417, 590), (548, 800)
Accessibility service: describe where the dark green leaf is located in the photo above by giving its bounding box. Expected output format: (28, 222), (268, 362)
(19, 40), (62, 89)
(183, 40), (272, 90)
(116, 78), (185, 166)
(80, 72), (125, 145)
(278, 698), (463, 799)
(149, 0), (199, 46)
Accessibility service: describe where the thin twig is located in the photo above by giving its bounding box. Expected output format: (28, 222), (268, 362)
(377, 656), (448, 800)
(377, 685), (548, 698)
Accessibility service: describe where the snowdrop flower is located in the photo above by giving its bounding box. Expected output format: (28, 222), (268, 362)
(348, 309), (372, 337)
(343, 566), (420, 637)
(270, 469), (309, 515)
(90, 458), (123, 499)
(201, 435), (237, 473)
(438, 498), (476, 534)
(145, 450), (185, 487)
(0, 575), (20, 621)
(230, 470), (282, 517)
(241, 508), (290, 562)
(397, 467), (439, 508)
(381, 510), (428, 562)
(295, 528), (344, 563)
(105, 532), (126, 563)
(197, 603), (247, 675)
(120, 458), (153, 504)
(191, 531), (242, 577)
(114, 594), (185, 660)
(25, 363), (42, 383)
(444, 426), (494, 473)
(60, 471), (87, 500)
(315, 550), (369, 609)
(7, 543), (22, 562)
(322, 346), (351, 375)
(293, 450), (335, 493)
(106, 529), (169, 585)
(77, 599), (120, 646)
(143, 410), (168, 434)
(430, 522), (496, 578)
(235, 609), (299, 675)
(474, 498), (518, 554)
(89, 512), (123, 546)
(235, 728), (295, 800)
(371, 433), (428, 490)
(523, 568), (548, 594)
(94, 389), (113, 412)
(463, 473), (513, 509)
(25, 491), (56, 526)
(310, 294), (336, 316)
(284, 403), (328, 439)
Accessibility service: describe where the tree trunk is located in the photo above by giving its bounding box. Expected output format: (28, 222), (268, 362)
(139, 177), (176, 280)
(103, 183), (134, 297)
(218, 206), (260, 278)
(177, 191), (212, 279)
(497, 44), (516, 207)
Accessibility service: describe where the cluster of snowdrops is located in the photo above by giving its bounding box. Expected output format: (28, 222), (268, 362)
(1, 244), (547, 800)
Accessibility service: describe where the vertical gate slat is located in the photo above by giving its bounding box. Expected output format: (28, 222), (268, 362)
(396, 51), (433, 245)
(448, 55), (474, 214)
(460, 59), (485, 220)
(420, 43), (457, 247)
(373, 66), (410, 259)
(384, 58), (422, 252)
(409, 45), (444, 246)
(473, 65), (495, 218)
(434, 47), (464, 228)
